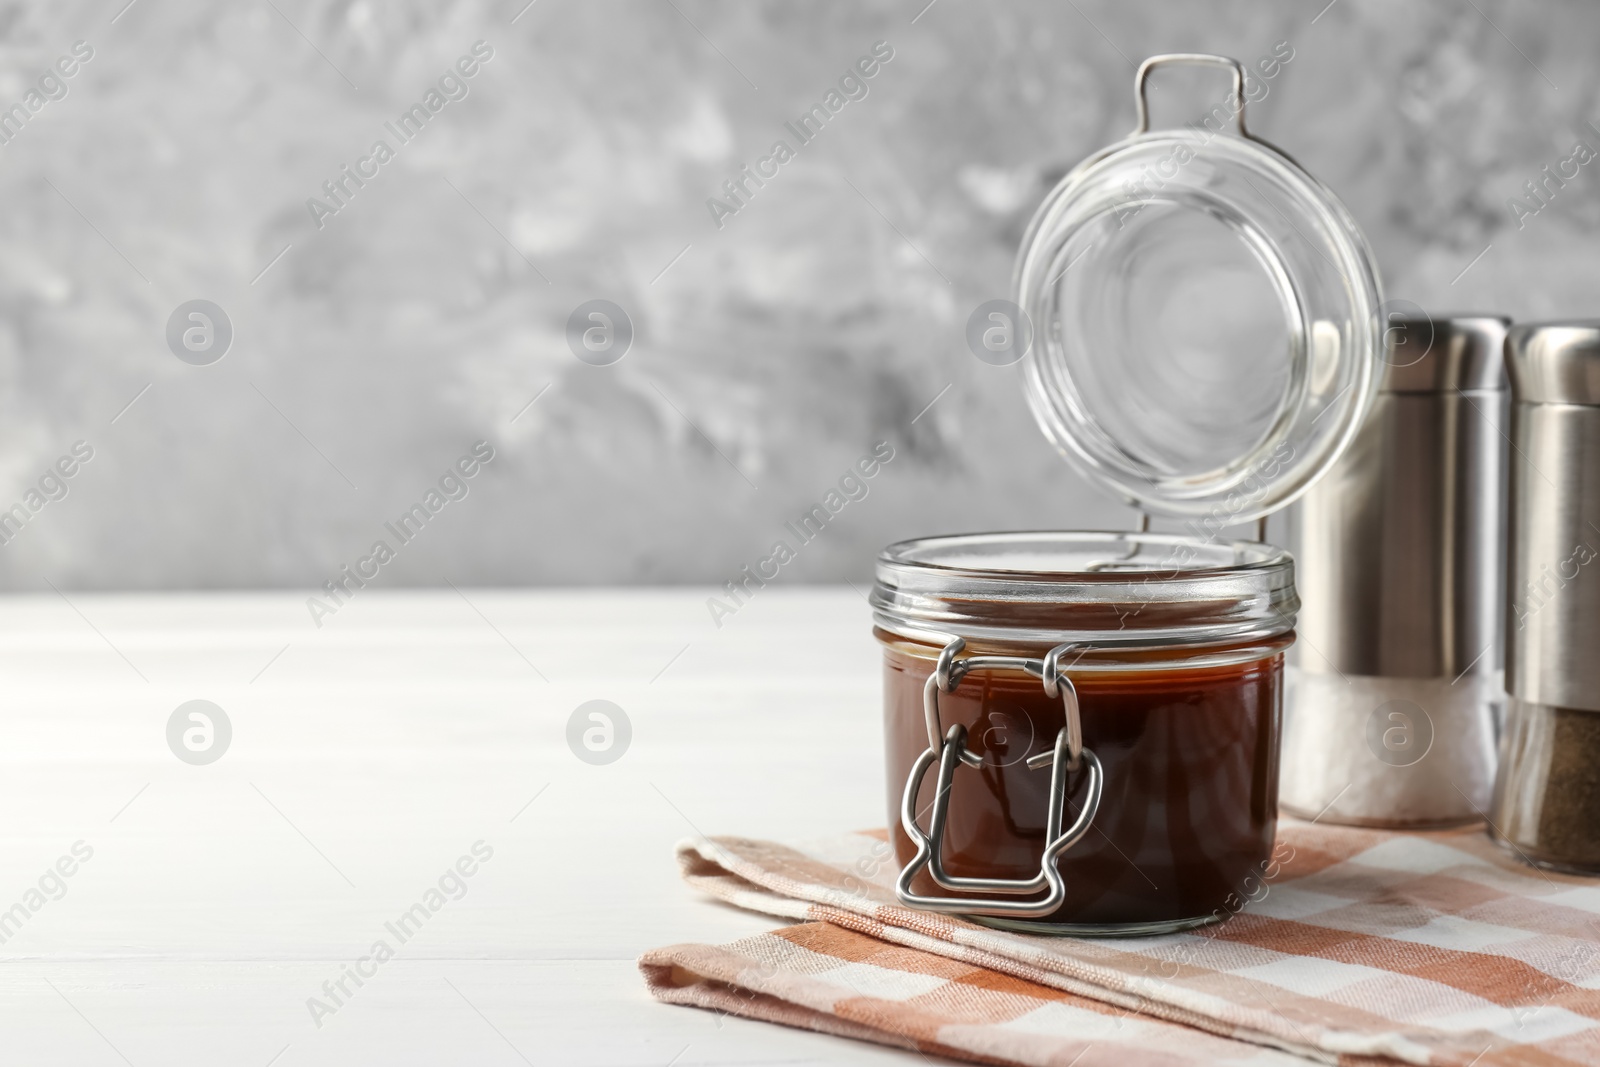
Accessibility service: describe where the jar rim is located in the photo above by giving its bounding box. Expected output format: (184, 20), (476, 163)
(871, 530), (1298, 648)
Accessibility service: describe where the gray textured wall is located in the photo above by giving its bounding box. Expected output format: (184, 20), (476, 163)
(1, 0), (1593, 590)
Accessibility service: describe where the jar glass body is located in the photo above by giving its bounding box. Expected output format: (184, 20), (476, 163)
(880, 634), (1286, 931)
(871, 531), (1297, 934)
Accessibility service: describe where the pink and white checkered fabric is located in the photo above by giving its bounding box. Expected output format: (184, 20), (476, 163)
(640, 822), (1600, 1066)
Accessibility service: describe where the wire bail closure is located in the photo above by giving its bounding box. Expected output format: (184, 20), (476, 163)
(896, 637), (1104, 918)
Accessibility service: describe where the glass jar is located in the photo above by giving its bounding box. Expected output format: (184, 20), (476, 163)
(872, 531), (1297, 934)
(869, 54), (1384, 933)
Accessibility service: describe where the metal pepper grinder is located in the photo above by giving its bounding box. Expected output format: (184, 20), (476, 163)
(1491, 321), (1600, 872)
(1282, 314), (1509, 827)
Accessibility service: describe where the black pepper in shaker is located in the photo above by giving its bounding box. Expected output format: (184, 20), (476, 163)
(1491, 321), (1600, 873)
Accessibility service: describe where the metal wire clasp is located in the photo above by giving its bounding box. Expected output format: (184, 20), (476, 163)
(896, 638), (1104, 918)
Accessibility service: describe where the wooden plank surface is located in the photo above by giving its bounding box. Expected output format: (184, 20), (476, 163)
(0, 587), (926, 1065)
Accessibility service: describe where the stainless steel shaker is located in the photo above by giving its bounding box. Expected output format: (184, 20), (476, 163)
(1282, 315), (1509, 827)
(1491, 322), (1600, 872)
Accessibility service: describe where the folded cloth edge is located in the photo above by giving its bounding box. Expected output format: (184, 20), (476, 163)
(639, 940), (1019, 1066)
(665, 834), (1473, 1066)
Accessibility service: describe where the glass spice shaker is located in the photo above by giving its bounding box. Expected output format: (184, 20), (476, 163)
(1283, 315), (1509, 828)
(1492, 321), (1600, 873)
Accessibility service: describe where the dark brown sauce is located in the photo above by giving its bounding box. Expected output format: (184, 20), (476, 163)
(883, 642), (1282, 926)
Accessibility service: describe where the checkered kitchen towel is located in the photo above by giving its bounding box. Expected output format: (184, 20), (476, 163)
(640, 822), (1600, 1066)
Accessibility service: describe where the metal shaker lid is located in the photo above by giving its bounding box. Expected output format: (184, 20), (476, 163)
(1505, 321), (1600, 406)
(1014, 54), (1383, 524)
(1382, 315), (1509, 393)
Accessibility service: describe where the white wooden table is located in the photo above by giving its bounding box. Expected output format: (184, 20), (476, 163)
(0, 587), (926, 1065)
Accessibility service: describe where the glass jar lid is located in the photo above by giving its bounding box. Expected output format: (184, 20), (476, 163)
(1014, 54), (1383, 523)
(871, 530), (1297, 649)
